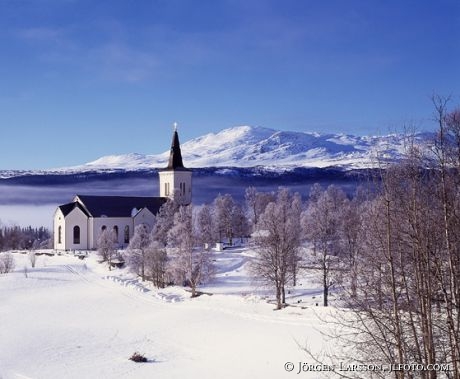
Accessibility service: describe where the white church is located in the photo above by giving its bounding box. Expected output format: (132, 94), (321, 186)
(53, 128), (192, 251)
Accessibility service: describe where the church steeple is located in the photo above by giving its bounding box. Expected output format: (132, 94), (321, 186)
(158, 124), (192, 205)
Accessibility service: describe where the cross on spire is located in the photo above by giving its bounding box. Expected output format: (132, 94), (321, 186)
(173, 122), (178, 132)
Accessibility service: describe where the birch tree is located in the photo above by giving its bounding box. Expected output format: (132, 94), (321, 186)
(245, 187), (275, 231)
(97, 229), (117, 271)
(151, 199), (179, 247)
(168, 205), (214, 297)
(0, 253), (14, 274)
(144, 240), (168, 288)
(196, 204), (215, 250)
(251, 188), (302, 309)
(231, 203), (250, 244)
(213, 194), (235, 245)
(127, 224), (151, 281)
(302, 185), (346, 307)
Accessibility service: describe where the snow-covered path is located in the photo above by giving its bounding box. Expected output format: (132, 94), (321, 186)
(0, 254), (327, 379)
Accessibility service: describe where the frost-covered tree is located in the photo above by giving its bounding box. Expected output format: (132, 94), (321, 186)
(0, 252), (15, 274)
(0, 225), (51, 252)
(97, 229), (117, 271)
(196, 204), (215, 250)
(168, 205), (213, 297)
(28, 251), (37, 268)
(304, 114), (460, 377)
(127, 224), (151, 281)
(213, 194), (235, 244)
(151, 199), (179, 247)
(302, 184), (347, 307)
(245, 187), (275, 231)
(231, 203), (250, 243)
(212, 194), (249, 246)
(144, 240), (168, 288)
(251, 188), (302, 309)
(337, 196), (363, 298)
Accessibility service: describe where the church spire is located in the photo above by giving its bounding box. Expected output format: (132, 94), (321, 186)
(165, 123), (187, 170)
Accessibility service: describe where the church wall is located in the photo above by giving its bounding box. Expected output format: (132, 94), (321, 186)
(64, 207), (89, 251)
(173, 171), (192, 205)
(88, 218), (95, 250)
(159, 170), (192, 205)
(159, 171), (174, 198)
(133, 208), (155, 231)
(53, 208), (66, 250)
(92, 217), (135, 250)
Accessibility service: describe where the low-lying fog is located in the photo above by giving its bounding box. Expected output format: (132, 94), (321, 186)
(0, 174), (362, 228)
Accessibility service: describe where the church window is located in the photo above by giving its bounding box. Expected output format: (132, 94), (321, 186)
(165, 182), (170, 196)
(101, 225), (107, 231)
(113, 226), (119, 240)
(124, 225), (129, 244)
(73, 226), (80, 244)
(58, 226), (62, 244)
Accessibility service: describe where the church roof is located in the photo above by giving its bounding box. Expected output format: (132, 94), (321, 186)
(161, 130), (191, 172)
(58, 201), (91, 217)
(75, 195), (167, 218)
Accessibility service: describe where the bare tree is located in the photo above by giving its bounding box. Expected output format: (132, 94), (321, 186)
(430, 96), (460, 376)
(245, 187), (275, 231)
(231, 203), (250, 244)
(337, 196), (363, 298)
(213, 194), (236, 245)
(302, 184), (346, 307)
(251, 188), (302, 310)
(304, 128), (460, 378)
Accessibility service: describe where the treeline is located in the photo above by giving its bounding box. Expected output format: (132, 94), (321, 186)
(0, 225), (51, 251)
(97, 193), (254, 297)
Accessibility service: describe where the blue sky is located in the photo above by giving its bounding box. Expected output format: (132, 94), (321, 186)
(0, 0), (459, 170)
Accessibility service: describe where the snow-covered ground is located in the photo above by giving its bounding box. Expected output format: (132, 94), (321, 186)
(0, 248), (332, 379)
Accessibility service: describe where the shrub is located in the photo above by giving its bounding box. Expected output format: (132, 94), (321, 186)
(129, 352), (147, 363)
(0, 253), (15, 274)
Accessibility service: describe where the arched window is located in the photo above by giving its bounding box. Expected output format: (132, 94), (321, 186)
(124, 225), (130, 244)
(113, 226), (119, 240)
(101, 225), (107, 232)
(73, 226), (80, 244)
(58, 226), (62, 244)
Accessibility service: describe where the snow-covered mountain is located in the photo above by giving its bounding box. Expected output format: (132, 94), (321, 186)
(73, 125), (433, 172)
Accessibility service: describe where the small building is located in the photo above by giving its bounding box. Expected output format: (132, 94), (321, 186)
(53, 127), (192, 251)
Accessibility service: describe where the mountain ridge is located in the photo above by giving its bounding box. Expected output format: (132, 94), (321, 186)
(76, 125), (434, 171)
(1, 125), (435, 178)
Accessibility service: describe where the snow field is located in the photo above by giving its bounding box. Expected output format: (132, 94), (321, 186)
(0, 250), (331, 379)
